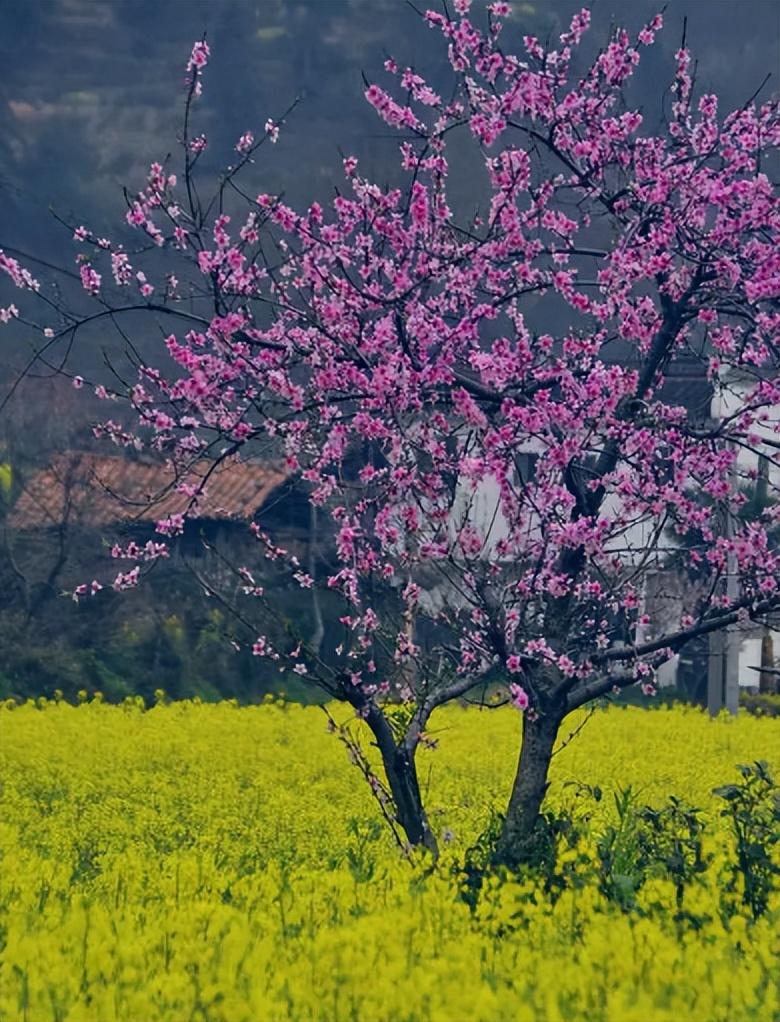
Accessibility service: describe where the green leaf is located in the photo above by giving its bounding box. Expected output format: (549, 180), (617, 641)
(712, 785), (741, 801)
(0, 462), (11, 500)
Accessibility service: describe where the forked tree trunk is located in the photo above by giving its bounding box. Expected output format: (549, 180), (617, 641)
(363, 704), (438, 856)
(493, 709), (562, 868)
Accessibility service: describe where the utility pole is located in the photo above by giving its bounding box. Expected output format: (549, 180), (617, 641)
(708, 447), (740, 715)
(707, 627), (725, 716)
(724, 499), (741, 714)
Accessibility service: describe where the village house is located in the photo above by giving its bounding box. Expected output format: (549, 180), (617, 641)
(458, 353), (779, 700)
(1, 451), (331, 701)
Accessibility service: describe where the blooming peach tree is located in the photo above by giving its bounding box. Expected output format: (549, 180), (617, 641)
(3, 4), (780, 864)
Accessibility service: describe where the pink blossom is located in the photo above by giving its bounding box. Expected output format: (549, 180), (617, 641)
(112, 567), (140, 591)
(111, 251), (132, 286)
(156, 513), (185, 536)
(508, 683), (529, 711)
(79, 264), (101, 296)
(187, 40), (210, 74)
(236, 131), (254, 154)
(557, 655), (576, 676)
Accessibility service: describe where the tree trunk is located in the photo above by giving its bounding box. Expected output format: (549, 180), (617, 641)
(383, 744), (438, 856)
(493, 709), (561, 869)
(362, 704), (438, 856)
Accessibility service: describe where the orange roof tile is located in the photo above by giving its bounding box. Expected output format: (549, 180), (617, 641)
(8, 452), (289, 530)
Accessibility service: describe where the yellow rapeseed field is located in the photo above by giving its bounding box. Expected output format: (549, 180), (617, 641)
(1, 698), (779, 1022)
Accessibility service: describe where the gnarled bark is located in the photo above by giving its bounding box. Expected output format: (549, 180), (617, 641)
(363, 703), (438, 856)
(383, 743), (437, 854)
(493, 708), (562, 869)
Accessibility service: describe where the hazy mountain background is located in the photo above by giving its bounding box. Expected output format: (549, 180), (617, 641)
(0, 0), (777, 437)
(2, 0), (777, 264)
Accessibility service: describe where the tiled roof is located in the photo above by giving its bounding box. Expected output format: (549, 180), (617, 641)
(8, 452), (289, 530)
